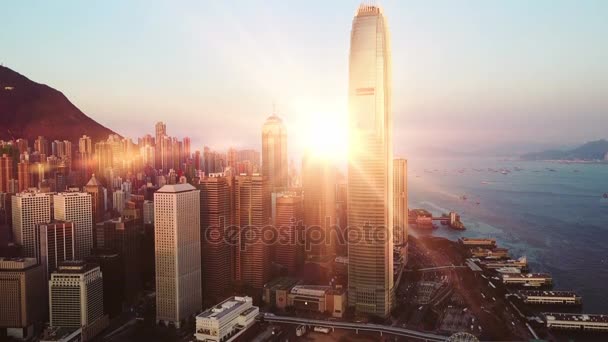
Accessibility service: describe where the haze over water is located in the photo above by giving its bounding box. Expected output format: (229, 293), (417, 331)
(408, 157), (608, 313)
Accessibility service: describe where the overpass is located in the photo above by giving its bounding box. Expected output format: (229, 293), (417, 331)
(261, 313), (447, 341)
(404, 265), (469, 272)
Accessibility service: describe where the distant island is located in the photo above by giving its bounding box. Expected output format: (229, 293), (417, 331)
(521, 139), (608, 161)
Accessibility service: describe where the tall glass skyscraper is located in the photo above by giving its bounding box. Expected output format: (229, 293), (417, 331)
(347, 4), (394, 317)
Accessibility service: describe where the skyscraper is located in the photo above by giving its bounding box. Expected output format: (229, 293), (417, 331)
(12, 192), (52, 258)
(154, 184), (202, 328)
(0, 154), (14, 193)
(197, 175), (232, 304)
(17, 161), (31, 192)
(302, 152), (337, 259)
(347, 4), (394, 317)
(234, 174), (271, 289)
(393, 158), (407, 258)
(35, 221), (75, 280)
(262, 114), (288, 191)
(0, 257), (45, 340)
(274, 192), (303, 276)
(54, 192), (93, 259)
(85, 174), (105, 224)
(49, 261), (108, 339)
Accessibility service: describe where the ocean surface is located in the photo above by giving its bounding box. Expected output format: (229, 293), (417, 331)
(407, 157), (608, 313)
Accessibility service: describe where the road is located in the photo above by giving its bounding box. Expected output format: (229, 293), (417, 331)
(261, 313), (447, 342)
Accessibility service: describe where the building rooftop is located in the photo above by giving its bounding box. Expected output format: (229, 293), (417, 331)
(55, 260), (98, 274)
(520, 290), (580, 298)
(263, 277), (300, 291)
(41, 327), (82, 342)
(545, 313), (608, 323)
(503, 273), (552, 279)
(197, 296), (253, 320)
(157, 183), (196, 193)
(0, 257), (38, 270)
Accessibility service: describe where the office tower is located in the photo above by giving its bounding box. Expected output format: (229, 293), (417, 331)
(12, 192), (52, 257)
(302, 152), (337, 259)
(154, 184), (202, 328)
(85, 174), (105, 224)
(347, 4), (394, 317)
(0, 257), (45, 340)
(393, 159), (408, 257)
(54, 192), (93, 259)
(79, 135), (93, 180)
(183, 137), (191, 160)
(197, 175), (232, 304)
(234, 174), (271, 289)
(335, 178), (348, 256)
(17, 161), (31, 192)
(34, 136), (49, 156)
(0, 153), (14, 192)
(226, 147), (238, 170)
(35, 221), (75, 280)
(274, 192), (303, 276)
(94, 141), (113, 175)
(49, 261), (108, 340)
(155, 122), (166, 169)
(112, 190), (125, 214)
(140, 144), (155, 168)
(143, 200), (154, 225)
(94, 217), (141, 303)
(262, 114), (288, 191)
(85, 252), (123, 317)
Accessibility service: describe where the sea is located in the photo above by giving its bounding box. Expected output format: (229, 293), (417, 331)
(407, 157), (608, 314)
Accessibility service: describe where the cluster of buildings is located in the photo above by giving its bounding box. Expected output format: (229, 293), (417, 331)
(0, 4), (412, 341)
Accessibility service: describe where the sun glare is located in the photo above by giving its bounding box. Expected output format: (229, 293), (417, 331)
(299, 110), (349, 161)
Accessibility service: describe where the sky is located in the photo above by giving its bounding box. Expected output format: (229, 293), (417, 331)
(1, 0), (607, 158)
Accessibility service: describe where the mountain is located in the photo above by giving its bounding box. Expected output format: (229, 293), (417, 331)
(0, 65), (117, 144)
(521, 139), (608, 161)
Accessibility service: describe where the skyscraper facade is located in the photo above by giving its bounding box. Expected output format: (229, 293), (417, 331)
(54, 192), (93, 259)
(12, 192), (52, 258)
(85, 174), (105, 224)
(234, 174), (271, 289)
(0, 153), (14, 193)
(154, 184), (202, 328)
(262, 114), (288, 191)
(35, 221), (75, 280)
(274, 192), (303, 276)
(393, 159), (407, 253)
(347, 4), (394, 317)
(197, 175), (233, 304)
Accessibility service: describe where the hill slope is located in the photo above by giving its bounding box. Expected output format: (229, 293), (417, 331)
(0, 65), (117, 144)
(521, 139), (608, 161)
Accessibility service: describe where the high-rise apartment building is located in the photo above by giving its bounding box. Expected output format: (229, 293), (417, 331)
(0, 153), (14, 193)
(54, 192), (93, 259)
(154, 184), (202, 328)
(34, 136), (49, 156)
(0, 257), (45, 340)
(35, 221), (75, 280)
(17, 161), (32, 192)
(274, 192), (303, 276)
(393, 158), (408, 261)
(12, 192), (52, 258)
(49, 261), (108, 340)
(347, 4), (394, 317)
(234, 174), (271, 289)
(85, 174), (105, 224)
(197, 175), (233, 304)
(262, 114), (288, 191)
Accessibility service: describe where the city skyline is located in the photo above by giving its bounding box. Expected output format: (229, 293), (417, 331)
(1, 1), (607, 157)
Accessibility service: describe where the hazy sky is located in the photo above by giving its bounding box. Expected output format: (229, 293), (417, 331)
(1, 0), (607, 157)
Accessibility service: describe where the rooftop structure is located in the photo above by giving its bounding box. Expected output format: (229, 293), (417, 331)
(519, 290), (582, 305)
(195, 296), (259, 342)
(458, 237), (497, 248)
(502, 273), (552, 287)
(544, 313), (608, 331)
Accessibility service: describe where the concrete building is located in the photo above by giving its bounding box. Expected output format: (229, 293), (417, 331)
(301, 153), (337, 259)
(54, 192), (93, 259)
(84, 174), (105, 224)
(154, 183), (202, 328)
(545, 313), (608, 332)
(262, 114), (288, 191)
(112, 189), (125, 214)
(35, 221), (75, 280)
(287, 285), (347, 318)
(0, 257), (45, 340)
(197, 175), (233, 304)
(274, 193), (303, 276)
(49, 261), (108, 341)
(234, 174), (271, 289)
(347, 4), (394, 317)
(393, 159), (408, 261)
(17, 161), (32, 192)
(12, 192), (52, 258)
(194, 296), (259, 342)
(518, 290), (582, 305)
(262, 277), (300, 310)
(143, 200), (154, 225)
(0, 154), (14, 193)
(502, 273), (553, 287)
(458, 238), (497, 248)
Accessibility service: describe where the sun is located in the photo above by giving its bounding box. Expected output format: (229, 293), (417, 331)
(300, 110), (349, 161)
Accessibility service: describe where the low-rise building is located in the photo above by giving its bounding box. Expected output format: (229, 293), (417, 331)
(194, 296), (258, 342)
(469, 247), (509, 259)
(481, 256), (527, 270)
(458, 238), (497, 248)
(262, 277), (300, 310)
(287, 285), (346, 318)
